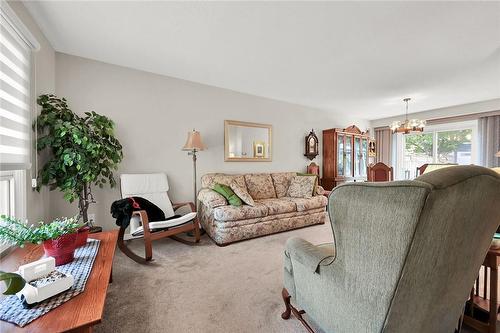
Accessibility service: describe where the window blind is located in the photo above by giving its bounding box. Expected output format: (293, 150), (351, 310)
(0, 4), (33, 171)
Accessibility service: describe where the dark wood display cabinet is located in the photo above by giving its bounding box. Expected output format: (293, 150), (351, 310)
(322, 125), (369, 190)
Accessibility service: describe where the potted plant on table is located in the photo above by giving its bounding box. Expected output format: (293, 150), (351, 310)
(34, 94), (123, 232)
(0, 216), (81, 266)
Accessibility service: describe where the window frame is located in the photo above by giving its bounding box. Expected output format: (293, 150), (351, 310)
(394, 120), (478, 179)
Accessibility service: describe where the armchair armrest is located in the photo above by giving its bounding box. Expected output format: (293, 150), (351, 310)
(285, 237), (335, 273)
(131, 210), (152, 238)
(172, 201), (196, 212)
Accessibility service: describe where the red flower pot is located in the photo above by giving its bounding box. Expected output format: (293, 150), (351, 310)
(43, 233), (77, 266)
(75, 226), (90, 247)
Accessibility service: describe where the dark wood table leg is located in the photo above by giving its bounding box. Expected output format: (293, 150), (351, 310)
(489, 264), (497, 333)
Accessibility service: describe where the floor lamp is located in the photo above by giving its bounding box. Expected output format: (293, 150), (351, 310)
(182, 129), (206, 210)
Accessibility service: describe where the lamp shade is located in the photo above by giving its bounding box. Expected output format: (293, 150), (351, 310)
(496, 150), (500, 157)
(182, 130), (206, 151)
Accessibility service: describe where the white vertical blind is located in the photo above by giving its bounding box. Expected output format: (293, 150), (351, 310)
(0, 2), (36, 171)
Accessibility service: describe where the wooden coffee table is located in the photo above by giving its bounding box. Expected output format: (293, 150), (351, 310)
(0, 230), (118, 333)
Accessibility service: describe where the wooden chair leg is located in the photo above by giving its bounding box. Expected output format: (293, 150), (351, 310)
(194, 217), (201, 243)
(117, 227), (150, 264)
(281, 288), (292, 319)
(281, 287), (315, 333)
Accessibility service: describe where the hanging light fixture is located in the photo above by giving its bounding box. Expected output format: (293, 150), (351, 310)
(390, 98), (426, 134)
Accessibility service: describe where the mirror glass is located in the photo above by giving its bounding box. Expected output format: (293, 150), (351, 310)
(225, 120), (272, 161)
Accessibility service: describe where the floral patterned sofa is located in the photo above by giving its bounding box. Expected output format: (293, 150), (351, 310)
(197, 172), (328, 246)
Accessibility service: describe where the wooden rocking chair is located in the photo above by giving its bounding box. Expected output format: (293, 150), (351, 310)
(118, 173), (200, 263)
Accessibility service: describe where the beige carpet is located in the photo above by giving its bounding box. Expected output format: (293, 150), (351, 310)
(96, 223), (485, 333)
(96, 223), (332, 333)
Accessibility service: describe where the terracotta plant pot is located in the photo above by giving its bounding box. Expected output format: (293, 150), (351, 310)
(75, 226), (90, 247)
(43, 233), (77, 266)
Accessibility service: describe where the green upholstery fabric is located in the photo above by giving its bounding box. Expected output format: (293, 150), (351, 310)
(212, 183), (242, 206)
(283, 165), (500, 333)
(285, 238), (335, 273)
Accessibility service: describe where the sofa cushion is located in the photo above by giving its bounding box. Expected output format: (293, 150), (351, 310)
(230, 180), (255, 206)
(284, 195), (327, 212)
(271, 172), (296, 198)
(213, 202), (268, 221)
(244, 173), (277, 199)
(201, 173), (246, 190)
(256, 198), (297, 215)
(287, 175), (316, 198)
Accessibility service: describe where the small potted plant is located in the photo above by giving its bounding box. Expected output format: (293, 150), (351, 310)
(0, 216), (81, 266)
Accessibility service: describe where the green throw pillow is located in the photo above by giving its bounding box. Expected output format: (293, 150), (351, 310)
(213, 183), (242, 206)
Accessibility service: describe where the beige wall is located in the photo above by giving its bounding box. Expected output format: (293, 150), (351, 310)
(53, 53), (369, 230)
(7, 1), (56, 222)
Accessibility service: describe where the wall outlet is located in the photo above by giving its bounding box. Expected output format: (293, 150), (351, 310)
(88, 214), (96, 225)
(31, 178), (37, 188)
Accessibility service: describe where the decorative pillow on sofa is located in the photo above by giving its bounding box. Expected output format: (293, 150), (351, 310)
(287, 175), (316, 198)
(271, 172), (296, 198)
(244, 174), (277, 200)
(213, 183), (242, 206)
(230, 181), (255, 206)
(297, 172), (319, 194)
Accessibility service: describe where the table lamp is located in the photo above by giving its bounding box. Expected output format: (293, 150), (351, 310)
(182, 129), (206, 208)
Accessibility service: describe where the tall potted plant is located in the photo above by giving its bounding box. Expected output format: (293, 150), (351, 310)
(35, 94), (123, 231)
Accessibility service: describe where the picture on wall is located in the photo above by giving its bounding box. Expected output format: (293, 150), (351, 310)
(253, 141), (265, 158)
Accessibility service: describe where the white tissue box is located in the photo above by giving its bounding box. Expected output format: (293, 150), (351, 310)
(16, 257), (73, 308)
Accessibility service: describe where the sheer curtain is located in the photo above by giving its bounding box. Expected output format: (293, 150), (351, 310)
(375, 127), (392, 165)
(478, 115), (500, 167)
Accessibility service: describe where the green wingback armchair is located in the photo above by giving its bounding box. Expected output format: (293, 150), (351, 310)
(282, 165), (500, 333)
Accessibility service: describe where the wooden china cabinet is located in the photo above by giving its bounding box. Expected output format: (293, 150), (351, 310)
(322, 125), (370, 190)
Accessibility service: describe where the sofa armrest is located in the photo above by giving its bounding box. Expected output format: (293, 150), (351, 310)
(285, 237), (335, 273)
(316, 185), (325, 195)
(197, 188), (228, 209)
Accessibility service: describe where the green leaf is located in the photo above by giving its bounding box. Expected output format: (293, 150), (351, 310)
(0, 271), (26, 295)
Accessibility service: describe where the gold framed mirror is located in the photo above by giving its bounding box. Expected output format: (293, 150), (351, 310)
(224, 120), (272, 162)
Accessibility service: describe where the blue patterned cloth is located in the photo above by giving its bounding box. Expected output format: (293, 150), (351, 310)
(0, 239), (101, 327)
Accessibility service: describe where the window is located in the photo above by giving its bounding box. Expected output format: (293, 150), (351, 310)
(0, 169), (25, 218)
(395, 120), (478, 179)
(0, 2), (38, 253)
(1, 2), (37, 172)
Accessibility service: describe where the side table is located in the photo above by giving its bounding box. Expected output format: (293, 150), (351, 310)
(463, 247), (500, 333)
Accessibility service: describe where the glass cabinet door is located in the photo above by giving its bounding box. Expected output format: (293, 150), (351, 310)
(361, 138), (368, 177)
(354, 137), (361, 177)
(345, 135), (352, 177)
(337, 134), (344, 176)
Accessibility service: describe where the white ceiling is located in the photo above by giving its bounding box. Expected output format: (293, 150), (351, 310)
(24, 1), (500, 120)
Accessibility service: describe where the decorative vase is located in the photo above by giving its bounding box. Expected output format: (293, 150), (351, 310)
(43, 233), (77, 266)
(75, 226), (90, 247)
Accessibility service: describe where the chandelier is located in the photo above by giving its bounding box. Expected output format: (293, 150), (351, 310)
(390, 98), (426, 134)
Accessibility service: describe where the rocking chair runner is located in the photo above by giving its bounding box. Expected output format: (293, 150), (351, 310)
(118, 173), (200, 263)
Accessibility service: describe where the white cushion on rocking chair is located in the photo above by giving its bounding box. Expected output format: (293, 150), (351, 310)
(130, 212), (197, 237)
